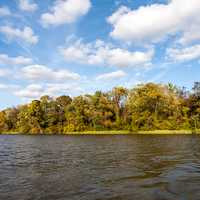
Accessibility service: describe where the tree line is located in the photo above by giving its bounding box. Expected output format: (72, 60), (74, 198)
(0, 82), (200, 134)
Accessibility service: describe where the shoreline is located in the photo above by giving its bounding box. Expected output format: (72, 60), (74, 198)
(1, 130), (200, 135)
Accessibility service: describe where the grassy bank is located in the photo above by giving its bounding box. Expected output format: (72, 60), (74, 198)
(137, 130), (199, 135)
(66, 130), (200, 135)
(1, 130), (200, 135)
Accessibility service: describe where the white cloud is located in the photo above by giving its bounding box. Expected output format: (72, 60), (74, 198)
(60, 39), (154, 67)
(15, 84), (44, 98)
(105, 48), (154, 68)
(0, 54), (32, 65)
(0, 69), (10, 77)
(166, 44), (200, 62)
(96, 70), (126, 81)
(107, 6), (130, 25)
(21, 65), (80, 81)
(107, 0), (200, 44)
(0, 26), (38, 44)
(0, 83), (7, 89)
(45, 83), (82, 96)
(0, 6), (11, 16)
(178, 25), (200, 45)
(0, 83), (20, 90)
(19, 0), (38, 12)
(14, 83), (82, 99)
(40, 0), (91, 27)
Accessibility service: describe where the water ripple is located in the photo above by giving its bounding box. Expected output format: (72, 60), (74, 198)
(0, 135), (200, 200)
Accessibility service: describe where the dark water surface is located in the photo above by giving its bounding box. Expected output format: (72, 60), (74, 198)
(1, 135), (200, 200)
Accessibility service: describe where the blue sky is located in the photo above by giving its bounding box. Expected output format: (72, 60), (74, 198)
(0, 0), (200, 109)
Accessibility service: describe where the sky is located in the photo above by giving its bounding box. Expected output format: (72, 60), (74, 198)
(0, 0), (200, 109)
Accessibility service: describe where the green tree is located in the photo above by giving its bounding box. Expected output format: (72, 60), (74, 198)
(89, 91), (115, 130)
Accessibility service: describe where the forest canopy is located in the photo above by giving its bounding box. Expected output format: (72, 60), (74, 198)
(0, 82), (200, 134)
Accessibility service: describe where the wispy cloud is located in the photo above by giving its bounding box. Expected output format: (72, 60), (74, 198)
(96, 70), (126, 81)
(0, 53), (33, 65)
(166, 44), (200, 62)
(0, 25), (38, 44)
(18, 0), (38, 12)
(0, 6), (11, 16)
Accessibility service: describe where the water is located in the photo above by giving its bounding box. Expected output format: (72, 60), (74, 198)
(0, 135), (200, 200)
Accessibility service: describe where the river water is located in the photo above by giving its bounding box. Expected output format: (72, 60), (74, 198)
(0, 135), (200, 200)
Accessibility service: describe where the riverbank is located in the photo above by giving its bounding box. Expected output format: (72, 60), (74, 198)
(1, 130), (200, 135)
(66, 130), (200, 135)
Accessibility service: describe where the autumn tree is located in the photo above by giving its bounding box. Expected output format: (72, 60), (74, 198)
(126, 83), (189, 130)
(0, 111), (8, 133)
(0, 82), (200, 134)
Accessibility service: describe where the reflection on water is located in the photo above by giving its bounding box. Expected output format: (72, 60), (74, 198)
(0, 135), (200, 200)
